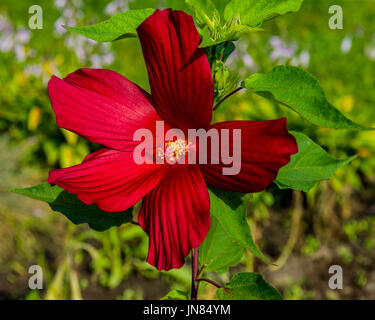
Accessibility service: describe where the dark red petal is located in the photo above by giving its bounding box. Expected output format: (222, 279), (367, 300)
(137, 9), (214, 131)
(199, 118), (298, 193)
(48, 148), (167, 212)
(48, 68), (160, 151)
(138, 165), (210, 271)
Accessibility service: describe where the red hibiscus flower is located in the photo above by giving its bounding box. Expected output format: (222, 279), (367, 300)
(47, 9), (298, 271)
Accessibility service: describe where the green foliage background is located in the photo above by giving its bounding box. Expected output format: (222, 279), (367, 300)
(0, 0), (374, 299)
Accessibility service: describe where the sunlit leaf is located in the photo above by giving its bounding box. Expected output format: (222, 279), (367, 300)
(200, 213), (244, 273)
(65, 8), (155, 42)
(9, 183), (132, 231)
(186, 0), (221, 31)
(202, 187), (265, 265)
(161, 289), (189, 300)
(198, 24), (262, 48)
(224, 0), (304, 27)
(243, 66), (371, 130)
(275, 131), (357, 192)
(216, 272), (282, 300)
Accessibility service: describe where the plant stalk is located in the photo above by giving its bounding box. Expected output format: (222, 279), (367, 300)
(195, 277), (222, 289)
(213, 87), (244, 111)
(191, 247), (200, 300)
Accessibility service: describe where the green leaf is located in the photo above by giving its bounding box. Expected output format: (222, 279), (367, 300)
(186, 0), (225, 48)
(213, 60), (239, 102)
(186, 0), (221, 31)
(243, 66), (371, 130)
(228, 24), (263, 35)
(216, 272), (282, 300)
(224, 0), (304, 27)
(275, 131), (357, 192)
(198, 24), (262, 48)
(161, 289), (189, 300)
(200, 213), (244, 273)
(187, 0), (263, 48)
(203, 187), (265, 263)
(65, 8), (155, 42)
(198, 27), (231, 48)
(205, 41), (235, 64)
(9, 183), (132, 231)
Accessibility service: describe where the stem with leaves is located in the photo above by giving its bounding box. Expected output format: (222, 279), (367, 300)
(190, 246), (223, 300)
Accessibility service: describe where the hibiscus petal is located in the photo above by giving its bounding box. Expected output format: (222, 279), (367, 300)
(48, 148), (167, 212)
(138, 165), (210, 271)
(137, 9), (214, 131)
(48, 68), (160, 151)
(199, 118), (298, 193)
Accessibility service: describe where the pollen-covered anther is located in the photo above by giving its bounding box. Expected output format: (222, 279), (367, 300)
(157, 139), (191, 162)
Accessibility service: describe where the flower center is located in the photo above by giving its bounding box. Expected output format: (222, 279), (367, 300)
(156, 139), (191, 163)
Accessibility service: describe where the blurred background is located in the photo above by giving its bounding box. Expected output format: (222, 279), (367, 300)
(0, 0), (374, 300)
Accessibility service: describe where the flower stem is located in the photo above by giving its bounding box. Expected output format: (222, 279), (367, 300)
(191, 247), (200, 300)
(191, 248), (223, 299)
(213, 87), (244, 111)
(195, 277), (222, 289)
